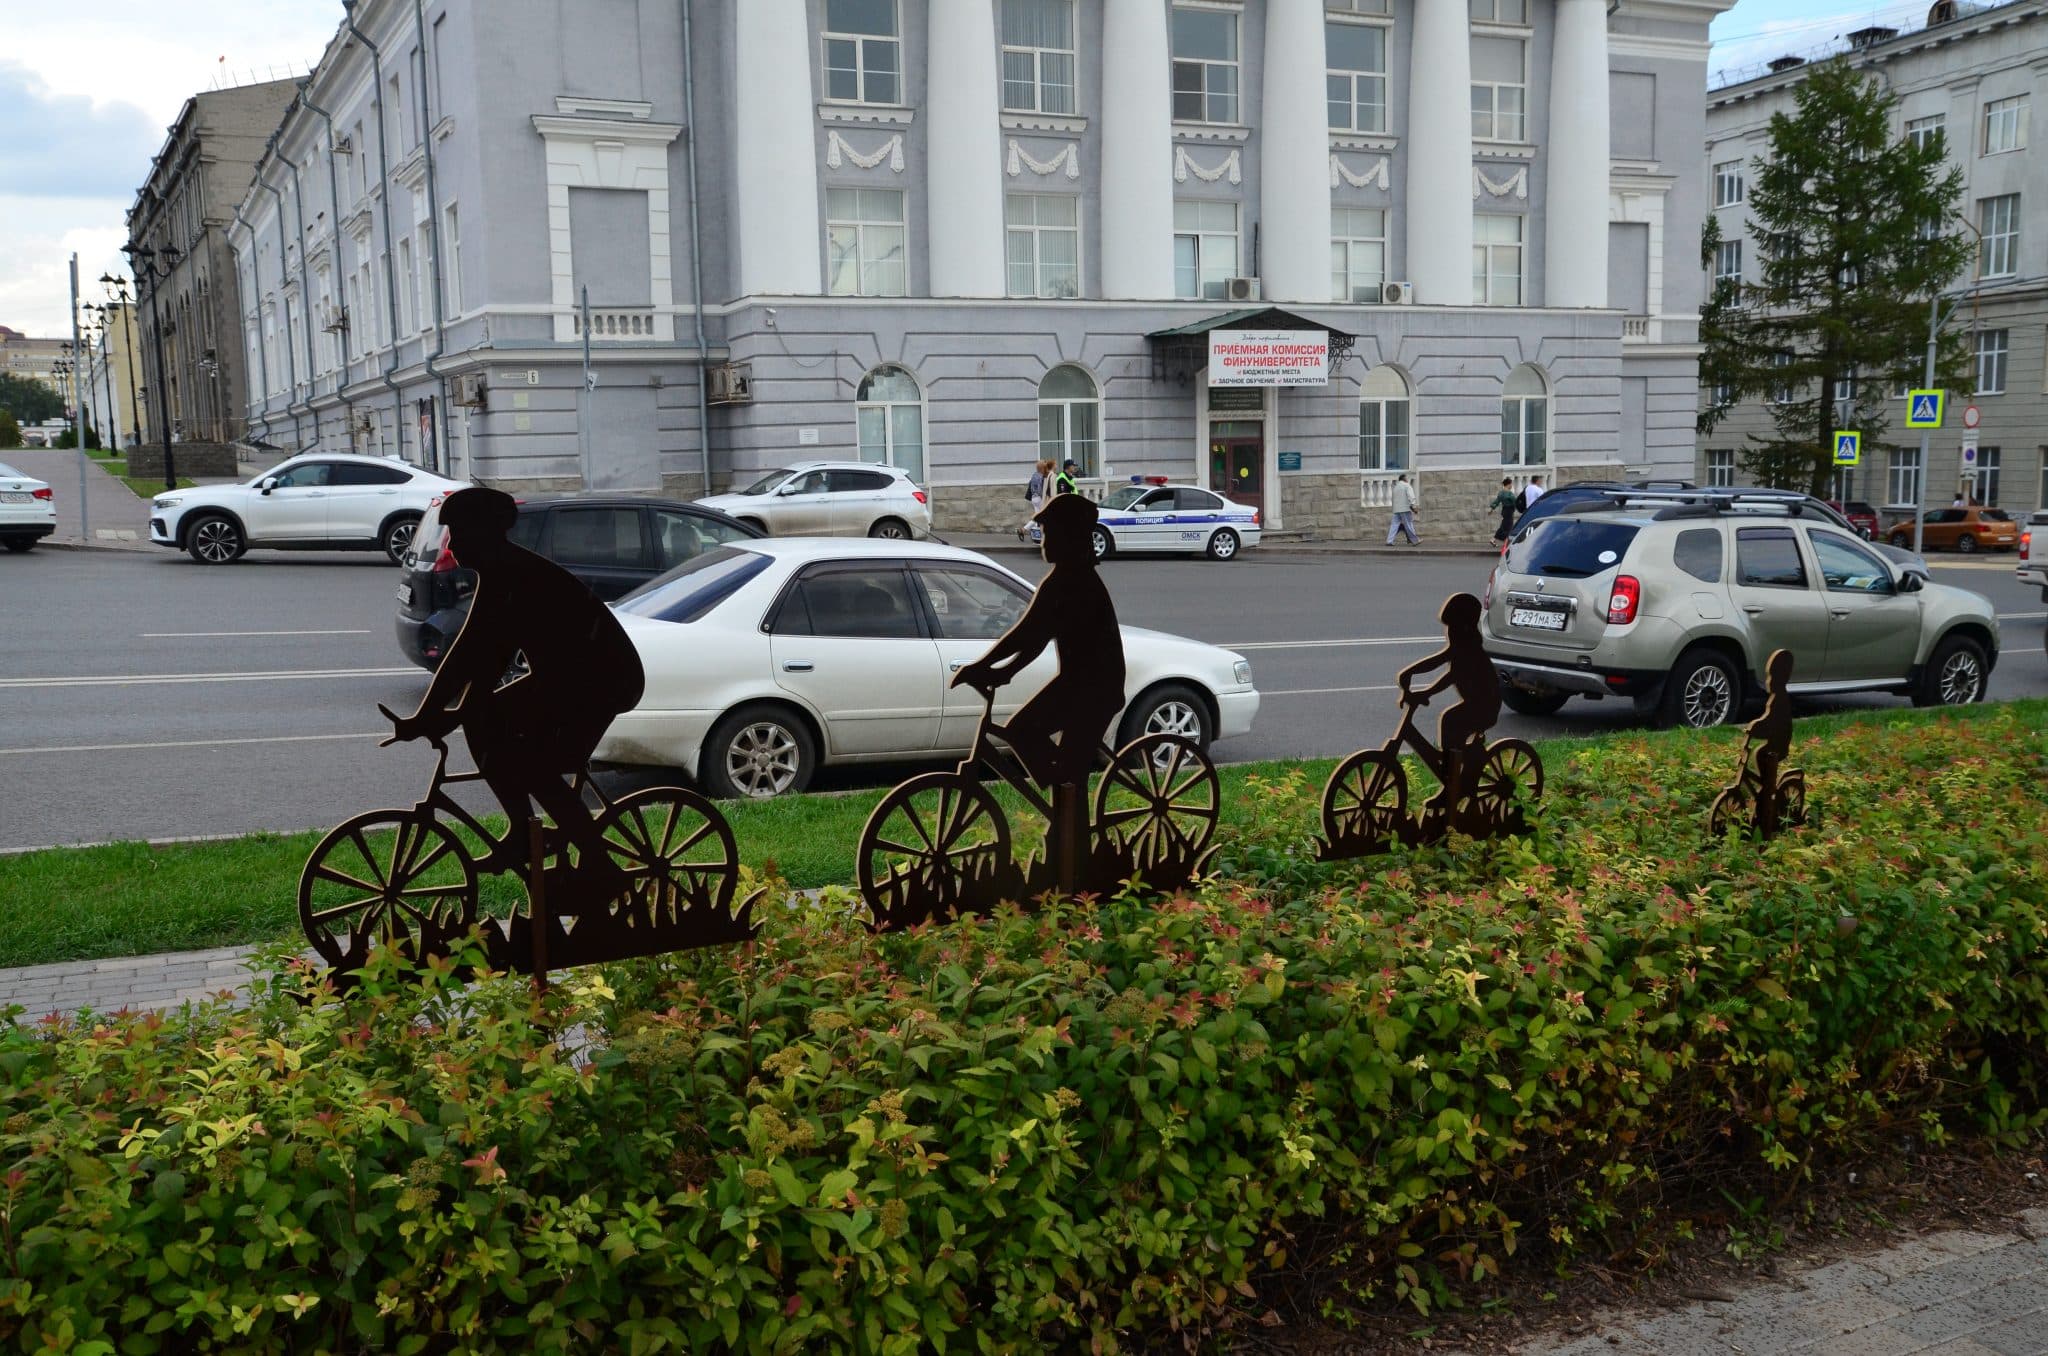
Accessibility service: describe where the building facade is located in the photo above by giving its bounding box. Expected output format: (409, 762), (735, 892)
(0, 326), (72, 397)
(128, 80), (300, 465)
(1700, 0), (2048, 518)
(236, 0), (1729, 536)
(82, 303), (147, 450)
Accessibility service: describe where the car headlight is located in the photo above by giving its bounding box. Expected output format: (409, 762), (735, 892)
(153, 496), (184, 510)
(1233, 659), (1253, 686)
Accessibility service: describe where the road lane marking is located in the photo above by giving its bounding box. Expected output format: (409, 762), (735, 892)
(141, 629), (375, 638)
(0, 733), (388, 757)
(0, 667), (418, 689)
(1226, 636), (1436, 651)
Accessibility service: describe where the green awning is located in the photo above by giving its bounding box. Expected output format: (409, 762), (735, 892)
(1146, 306), (1356, 342)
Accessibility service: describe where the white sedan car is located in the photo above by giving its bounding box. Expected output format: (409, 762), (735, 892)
(150, 452), (466, 564)
(1091, 480), (1263, 561)
(595, 539), (1259, 798)
(695, 461), (933, 540)
(0, 462), (57, 553)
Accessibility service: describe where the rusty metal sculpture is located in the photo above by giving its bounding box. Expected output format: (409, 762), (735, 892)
(1318, 592), (1544, 859)
(857, 493), (1219, 930)
(299, 487), (756, 984)
(1710, 648), (1806, 838)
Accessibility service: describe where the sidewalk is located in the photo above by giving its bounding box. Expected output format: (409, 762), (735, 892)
(4, 446), (155, 550)
(942, 530), (1497, 560)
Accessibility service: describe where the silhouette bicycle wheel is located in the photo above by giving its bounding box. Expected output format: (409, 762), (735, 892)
(1469, 739), (1543, 829)
(1709, 781), (1751, 837)
(858, 772), (1012, 919)
(299, 811), (479, 971)
(1321, 750), (1407, 846)
(596, 787), (740, 920)
(1093, 734), (1219, 880)
(1779, 770), (1807, 828)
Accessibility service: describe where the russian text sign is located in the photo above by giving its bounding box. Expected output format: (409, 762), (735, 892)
(1208, 330), (1330, 387)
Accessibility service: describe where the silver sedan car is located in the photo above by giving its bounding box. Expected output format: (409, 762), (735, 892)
(697, 461), (933, 540)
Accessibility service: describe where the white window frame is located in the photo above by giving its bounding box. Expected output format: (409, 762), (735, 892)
(855, 364), (925, 482)
(1006, 193), (1081, 299)
(1969, 446), (2001, 505)
(1468, 0), (1527, 20)
(1887, 448), (1922, 508)
(1171, 5), (1240, 125)
(1713, 160), (1745, 208)
(1326, 18), (1389, 134)
(825, 187), (908, 298)
(822, 0), (903, 107)
(1000, 0), (1077, 115)
(1470, 35), (1527, 143)
(1174, 198), (1239, 300)
(1328, 0), (1391, 12)
(1037, 365), (1101, 476)
(396, 237), (415, 335)
(1979, 194), (2018, 279)
(1331, 206), (1387, 302)
(1905, 113), (1945, 153)
(1472, 213), (1523, 306)
(442, 203), (462, 316)
(1982, 95), (2028, 156)
(1500, 367), (1548, 467)
(1358, 370), (1411, 472)
(1976, 328), (2009, 395)
(1770, 351), (1796, 404)
(1706, 448), (1736, 488)
(1713, 239), (1743, 288)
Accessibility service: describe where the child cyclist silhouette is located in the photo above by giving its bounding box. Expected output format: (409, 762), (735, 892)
(952, 492), (1126, 787)
(1396, 593), (1501, 820)
(1746, 649), (1794, 806)
(388, 487), (645, 897)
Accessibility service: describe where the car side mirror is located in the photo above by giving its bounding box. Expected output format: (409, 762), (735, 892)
(259, 477), (278, 494)
(777, 483), (799, 496)
(1895, 569), (1925, 593)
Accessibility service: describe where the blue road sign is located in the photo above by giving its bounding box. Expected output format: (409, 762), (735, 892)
(1833, 431), (1861, 465)
(1906, 389), (1945, 429)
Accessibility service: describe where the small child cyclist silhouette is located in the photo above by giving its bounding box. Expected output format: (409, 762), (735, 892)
(1395, 593), (1503, 828)
(1713, 648), (1805, 837)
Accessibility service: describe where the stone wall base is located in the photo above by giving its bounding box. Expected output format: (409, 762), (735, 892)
(131, 442), (240, 478)
(1279, 465), (1622, 542)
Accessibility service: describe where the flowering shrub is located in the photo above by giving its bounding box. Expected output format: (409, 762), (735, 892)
(3, 707), (2045, 1351)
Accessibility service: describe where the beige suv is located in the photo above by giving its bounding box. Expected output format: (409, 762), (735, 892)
(1481, 492), (2000, 728)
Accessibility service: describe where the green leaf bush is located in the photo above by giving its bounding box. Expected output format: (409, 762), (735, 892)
(4, 708), (2045, 1352)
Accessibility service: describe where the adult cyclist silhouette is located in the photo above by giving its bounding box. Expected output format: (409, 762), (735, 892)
(389, 486), (645, 895)
(952, 492), (1125, 787)
(1396, 593), (1501, 821)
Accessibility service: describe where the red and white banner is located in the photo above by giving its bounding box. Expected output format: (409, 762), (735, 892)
(1207, 330), (1330, 388)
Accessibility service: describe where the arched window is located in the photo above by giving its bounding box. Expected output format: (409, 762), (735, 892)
(1501, 364), (1547, 466)
(1358, 365), (1410, 471)
(856, 364), (924, 482)
(1037, 364), (1099, 475)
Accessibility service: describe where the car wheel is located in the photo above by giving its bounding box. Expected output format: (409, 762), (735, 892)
(1889, 532), (1911, 549)
(701, 703), (817, 799)
(1205, 528), (1240, 561)
(1118, 682), (1213, 751)
(1090, 525), (1113, 560)
(3, 539), (34, 554)
(1658, 649), (1741, 729)
(185, 514), (244, 564)
(381, 513), (422, 565)
(1955, 533), (1976, 554)
(868, 517), (912, 540)
(1913, 633), (1987, 708)
(1500, 685), (1570, 717)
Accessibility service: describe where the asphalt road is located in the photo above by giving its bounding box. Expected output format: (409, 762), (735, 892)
(2, 543), (2042, 851)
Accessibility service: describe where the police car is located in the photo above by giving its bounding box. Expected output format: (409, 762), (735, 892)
(1087, 478), (1263, 561)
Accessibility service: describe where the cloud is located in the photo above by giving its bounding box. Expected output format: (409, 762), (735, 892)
(0, 199), (135, 335)
(1708, 0), (1934, 84)
(0, 63), (162, 199)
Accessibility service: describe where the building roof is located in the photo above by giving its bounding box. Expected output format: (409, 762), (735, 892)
(1145, 307), (1357, 341)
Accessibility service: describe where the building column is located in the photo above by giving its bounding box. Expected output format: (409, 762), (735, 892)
(734, 0), (821, 295)
(1405, 0), (1473, 305)
(1545, 0), (1611, 308)
(928, 0), (1006, 297)
(1100, 0), (1174, 299)
(1260, 1), (1331, 304)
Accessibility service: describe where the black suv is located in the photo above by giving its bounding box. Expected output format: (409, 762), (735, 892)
(394, 495), (762, 669)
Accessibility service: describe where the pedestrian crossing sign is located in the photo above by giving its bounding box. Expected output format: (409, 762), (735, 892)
(1833, 431), (1861, 465)
(1906, 389), (1945, 429)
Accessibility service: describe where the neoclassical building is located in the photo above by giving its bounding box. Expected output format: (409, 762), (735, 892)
(234, 0), (1729, 534)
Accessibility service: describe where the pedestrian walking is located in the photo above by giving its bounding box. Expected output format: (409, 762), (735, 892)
(1489, 476), (1519, 546)
(1520, 476), (1545, 512)
(1020, 458), (1051, 541)
(1054, 459), (1079, 496)
(1387, 473), (1420, 545)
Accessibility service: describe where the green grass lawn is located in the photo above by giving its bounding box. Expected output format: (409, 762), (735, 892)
(2, 699), (2041, 970)
(117, 473), (193, 498)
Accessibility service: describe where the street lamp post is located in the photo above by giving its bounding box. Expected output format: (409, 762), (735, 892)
(101, 276), (144, 449)
(123, 245), (181, 491)
(89, 308), (119, 452)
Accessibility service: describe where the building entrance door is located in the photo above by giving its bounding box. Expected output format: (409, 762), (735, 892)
(1209, 420), (1264, 516)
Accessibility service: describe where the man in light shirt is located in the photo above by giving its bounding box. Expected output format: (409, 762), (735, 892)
(1387, 473), (1420, 545)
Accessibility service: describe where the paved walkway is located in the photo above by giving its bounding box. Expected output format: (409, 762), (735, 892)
(1, 945), (261, 1016)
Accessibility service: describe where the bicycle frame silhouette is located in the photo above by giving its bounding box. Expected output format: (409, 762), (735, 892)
(1320, 687), (1542, 854)
(1709, 738), (1806, 838)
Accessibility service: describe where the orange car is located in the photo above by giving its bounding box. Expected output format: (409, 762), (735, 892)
(1889, 507), (2021, 553)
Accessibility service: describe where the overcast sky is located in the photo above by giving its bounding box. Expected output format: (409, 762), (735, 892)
(0, 0), (1932, 338)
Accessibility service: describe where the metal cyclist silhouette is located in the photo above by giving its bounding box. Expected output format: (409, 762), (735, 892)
(1319, 593), (1544, 858)
(857, 493), (1219, 929)
(1710, 648), (1807, 838)
(299, 486), (757, 983)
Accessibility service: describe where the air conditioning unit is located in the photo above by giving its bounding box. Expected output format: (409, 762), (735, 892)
(706, 362), (753, 406)
(1380, 281), (1414, 305)
(333, 135), (354, 155)
(453, 373), (488, 409)
(1224, 277), (1261, 303)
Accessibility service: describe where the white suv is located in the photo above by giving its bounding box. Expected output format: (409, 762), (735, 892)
(695, 462), (933, 540)
(150, 454), (467, 565)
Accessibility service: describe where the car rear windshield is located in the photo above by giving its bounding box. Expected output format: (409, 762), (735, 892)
(1508, 520), (1641, 578)
(614, 546), (772, 623)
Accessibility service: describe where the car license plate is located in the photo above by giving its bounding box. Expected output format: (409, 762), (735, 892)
(0, 492), (29, 503)
(1509, 606), (1568, 631)
(395, 583), (413, 606)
